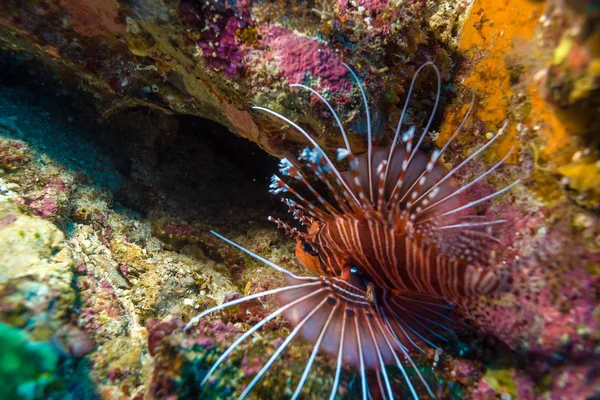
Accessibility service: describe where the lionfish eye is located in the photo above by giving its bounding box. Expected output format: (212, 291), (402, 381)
(350, 266), (370, 286)
(302, 241), (318, 256)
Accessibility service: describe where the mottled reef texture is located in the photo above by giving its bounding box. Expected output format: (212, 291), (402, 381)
(0, 0), (599, 399)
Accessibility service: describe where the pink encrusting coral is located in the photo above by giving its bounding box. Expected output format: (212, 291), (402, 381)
(259, 26), (354, 94)
(147, 317), (182, 356)
(347, 0), (391, 13)
(18, 179), (69, 219)
(470, 218), (599, 357)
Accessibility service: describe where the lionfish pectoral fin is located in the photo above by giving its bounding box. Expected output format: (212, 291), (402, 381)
(378, 289), (456, 352)
(278, 275), (435, 400)
(184, 231), (332, 396)
(372, 290), (452, 400)
(185, 232), (417, 399)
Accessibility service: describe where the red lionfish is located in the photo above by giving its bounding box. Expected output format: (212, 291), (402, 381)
(185, 62), (519, 399)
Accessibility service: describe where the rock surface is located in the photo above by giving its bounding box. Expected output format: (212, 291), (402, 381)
(0, 190), (74, 341)
(0, 0), (598, 399)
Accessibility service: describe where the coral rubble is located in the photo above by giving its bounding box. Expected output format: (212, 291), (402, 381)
(0, 0), (598, 399)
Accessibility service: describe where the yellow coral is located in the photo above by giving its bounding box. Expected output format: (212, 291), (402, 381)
(554, 39), (574, 65)
(439, 0), (544, 162)
(483, 366), (517, 397)
(558, 162), (600, 196)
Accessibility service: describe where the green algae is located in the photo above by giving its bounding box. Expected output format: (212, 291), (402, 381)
(0, 322), (98, 400)
(0, 322), (58, 400)
(483, 365), (517, 398)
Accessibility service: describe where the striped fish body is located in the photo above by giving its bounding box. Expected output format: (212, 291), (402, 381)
(270, 140), (515, 380)
(315, 216), (510, 299)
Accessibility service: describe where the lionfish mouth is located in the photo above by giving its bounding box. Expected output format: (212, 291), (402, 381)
(185, 62), (518, 399)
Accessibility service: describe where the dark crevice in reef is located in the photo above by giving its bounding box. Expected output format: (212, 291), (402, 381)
(0, 51), (280, 227)
(101, 108), (279, 219)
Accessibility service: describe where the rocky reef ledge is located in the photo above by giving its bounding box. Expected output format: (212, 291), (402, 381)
(0, 0), (599, 399)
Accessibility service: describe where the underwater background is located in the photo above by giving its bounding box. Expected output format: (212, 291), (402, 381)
(0, 0), (599, 399)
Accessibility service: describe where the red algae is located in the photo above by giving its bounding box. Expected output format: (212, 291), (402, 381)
(336, 0), (391, 14)
(59, 0), (125, 37)
(260, 26), (353, 93)
(179, 0), (252, 77)
(470, 379), (498, 400)
(147, 317), (182, 356)
(222, 102), (261, 143)
(17, 179), (68, 219)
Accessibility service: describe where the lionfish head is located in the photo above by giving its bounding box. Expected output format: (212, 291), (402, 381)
(185, 61), (519, 400)
(294, 234), (321, 275)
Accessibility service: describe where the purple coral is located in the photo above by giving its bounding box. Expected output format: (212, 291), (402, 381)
(179, 0), (252, 77)
(147, 317), (183, 356)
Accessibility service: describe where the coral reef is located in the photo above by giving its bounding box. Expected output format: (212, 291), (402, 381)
(0, 0), (598, 399)
(0, 0), (469, 155)
(0, 179), (74, 340)
(0, 64), (295, 398)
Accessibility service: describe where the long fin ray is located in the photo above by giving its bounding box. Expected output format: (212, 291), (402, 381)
(200, 288), (326, 387)
(364, 312), (394, 400)
(387, 63), (441, 206)
(378, 304), (435, 398)
(184, 281), (319, 332)
(343, 63), (374, 203)
(209, 230), (300, 277)
(371, 308), (422, 400)
(355, 308), (369, 400)
(291, 83), (351, 152)
(328, 304), (347, 400)
(253, 106), (362, 208)
(237, 296), (331, 399)
(385, 62), (434, 186)
(438, 180), (520, 218)
(416, 147), (515, 217)
(396, 91), (476, 208)
(415, 119), (510, 206)
(291, 303), (340, 400)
